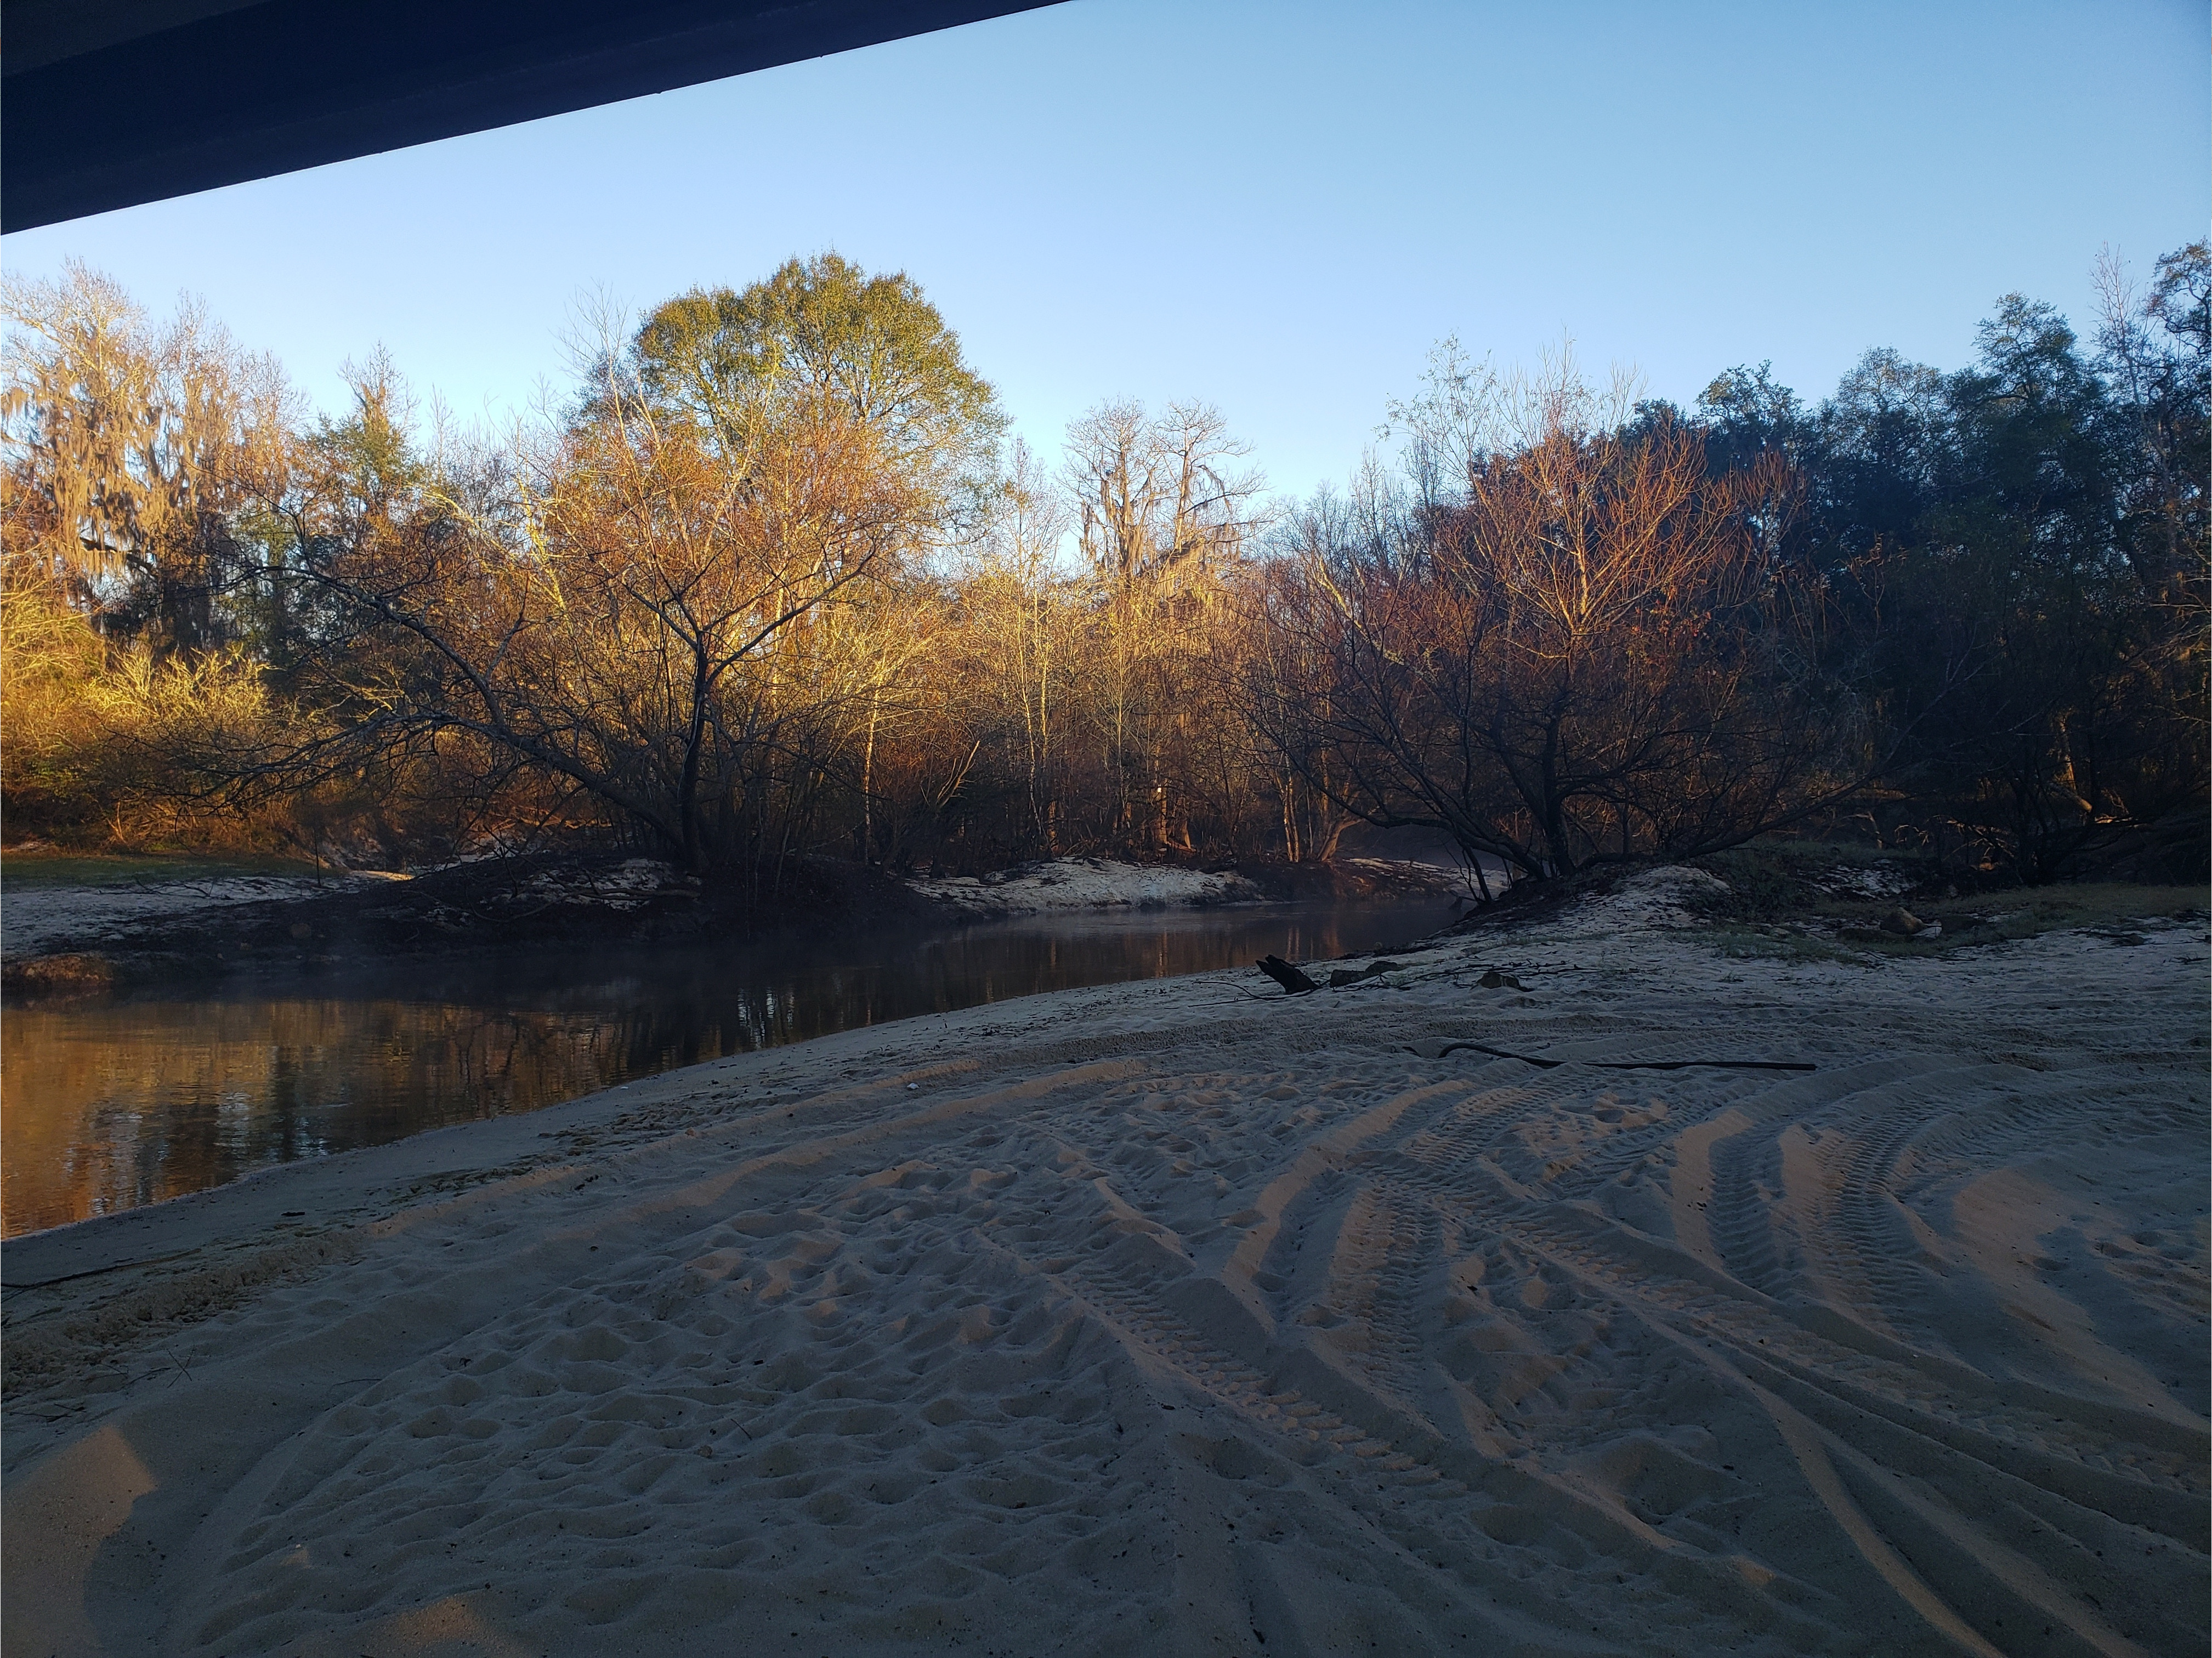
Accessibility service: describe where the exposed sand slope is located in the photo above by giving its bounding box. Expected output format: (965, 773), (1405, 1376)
(906, 858), (1271, 916)
(905, 855), (1476, 918)
(4, 872), (2205, 1657)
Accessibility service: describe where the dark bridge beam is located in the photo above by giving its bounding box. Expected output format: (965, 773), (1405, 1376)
(3, 0), (1060, 234)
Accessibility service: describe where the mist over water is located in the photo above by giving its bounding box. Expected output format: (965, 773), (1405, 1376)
(1, 900), (1459, 1237)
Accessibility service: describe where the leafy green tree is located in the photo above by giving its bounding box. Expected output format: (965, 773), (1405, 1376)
(1806, 274), (2206, 880)
(622, 253), (1003, 520)
(1695, 361), (1806, 475)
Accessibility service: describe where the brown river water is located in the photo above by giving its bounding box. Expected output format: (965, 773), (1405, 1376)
(1, 900), (1459, 1237)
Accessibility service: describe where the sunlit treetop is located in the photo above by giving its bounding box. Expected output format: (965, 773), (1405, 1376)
(621, 253), (1005, 511)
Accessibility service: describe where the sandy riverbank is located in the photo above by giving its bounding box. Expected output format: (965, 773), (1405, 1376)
(4, 871), (2205, 1656)
(907, 856), (1473, 918)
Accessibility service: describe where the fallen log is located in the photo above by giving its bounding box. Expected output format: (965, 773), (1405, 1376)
(1410, 1036), (1813, 1072)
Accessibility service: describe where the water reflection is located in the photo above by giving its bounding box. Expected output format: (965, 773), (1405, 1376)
(2, 900), (1457, 1236)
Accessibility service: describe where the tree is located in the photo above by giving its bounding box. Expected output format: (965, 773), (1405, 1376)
(273, 368), (921, 882)
(623, 254), (1003, 521)
(1, 266), (297, 847)
(8, 257), (2196, 888)
(1064, 399), (1260, 593)
(1242, 463), (1399, 865)
(2095, 241), (2209, 604)
(1261, 365), (1846, 881)
(1697, 361), (1807, 476)
(2, 262), (292, 655)
(955, 438), (1076, 855)
(1059, 399), (1264, 847)
(1838, 281), (2207, 879)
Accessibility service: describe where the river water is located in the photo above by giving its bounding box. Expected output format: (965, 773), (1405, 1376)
(0, 899), (1459, 1237)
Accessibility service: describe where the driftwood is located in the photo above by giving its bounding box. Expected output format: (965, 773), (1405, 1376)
(1410, 1036), (1813, 1073)
(1328, 959), (1402, 987)
(1256, 954), (1320, 995)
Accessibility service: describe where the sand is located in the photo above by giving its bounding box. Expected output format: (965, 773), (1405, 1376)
(906, 856), (1268, 916)
(906, 856), (1477, 918)
(1, 871), (409, 959)
(3, 870), (2205, 1657)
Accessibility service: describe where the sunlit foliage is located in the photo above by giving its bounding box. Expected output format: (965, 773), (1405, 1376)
(3, 249), (2202, 887)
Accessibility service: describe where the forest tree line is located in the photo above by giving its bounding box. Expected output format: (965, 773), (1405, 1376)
(3, 247), (2204, 892)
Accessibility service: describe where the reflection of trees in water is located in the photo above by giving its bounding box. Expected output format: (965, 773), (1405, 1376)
(3, 1000), (634, 1234)
(3, 903), (1454, 1236)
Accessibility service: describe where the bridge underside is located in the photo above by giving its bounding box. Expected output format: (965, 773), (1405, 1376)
(3, 0), (1055, 232)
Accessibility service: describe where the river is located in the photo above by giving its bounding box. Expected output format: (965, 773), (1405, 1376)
(0, 899), (1460, 1237)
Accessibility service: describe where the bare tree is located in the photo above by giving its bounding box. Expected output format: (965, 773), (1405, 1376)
(270, 372), (920, 882)
(1261, 364), (1853, 881)
(1060, 399), (1264, 847)
(955, 438), (1075, 854)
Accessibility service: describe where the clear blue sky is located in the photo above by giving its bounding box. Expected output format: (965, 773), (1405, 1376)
(4, 0), (2204, 499)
